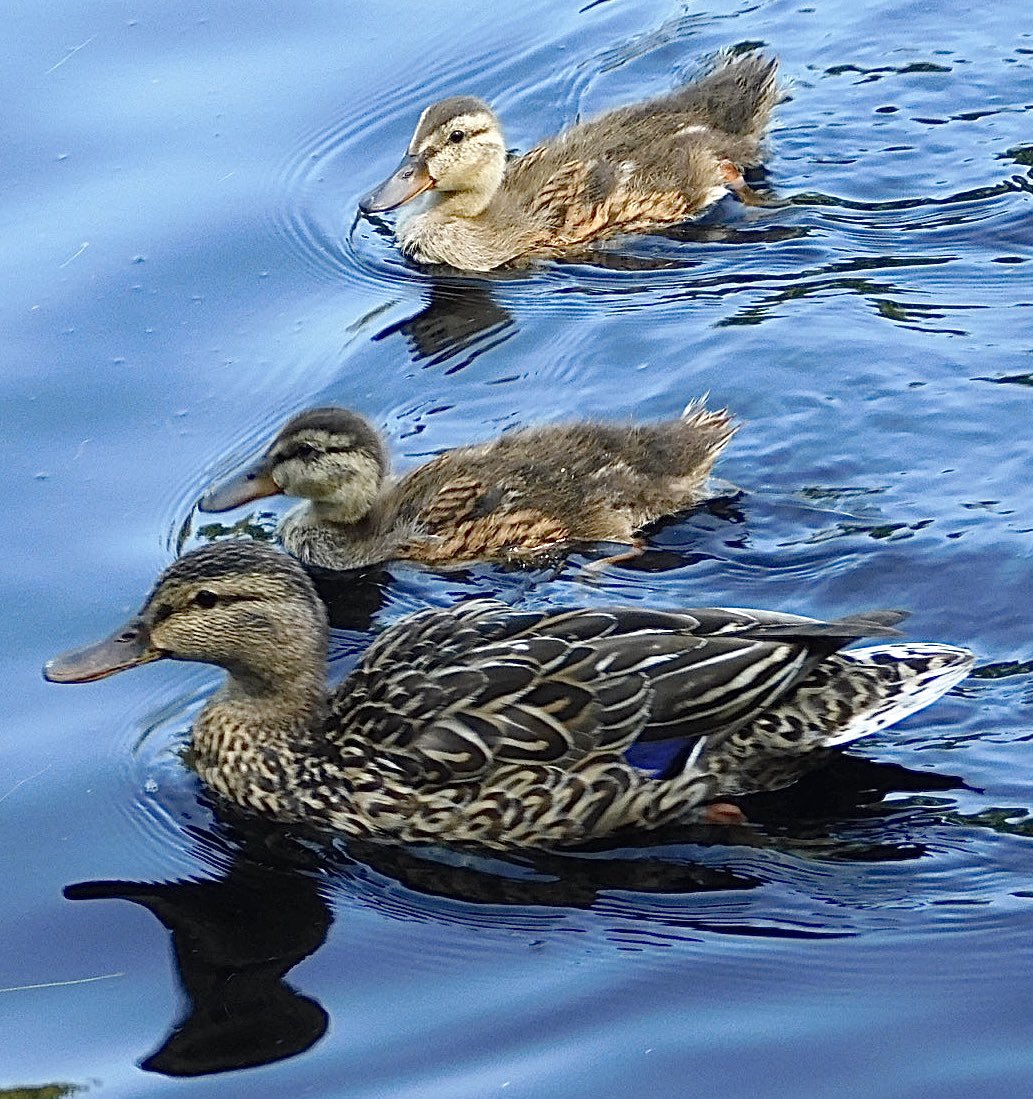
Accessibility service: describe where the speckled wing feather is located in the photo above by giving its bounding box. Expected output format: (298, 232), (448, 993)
(513, 153), (695, 250)
(391, 458), (571, 562)
(327, 601), (900, 786)
(402, 465), (490, 529)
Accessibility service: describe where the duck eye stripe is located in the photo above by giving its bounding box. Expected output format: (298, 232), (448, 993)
(278, 444), (320, 461)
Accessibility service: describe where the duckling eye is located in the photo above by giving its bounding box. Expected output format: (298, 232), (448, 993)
(448, 130), (465, 144)
(293, 444), (318, 460)
(194, 590), (219, 610)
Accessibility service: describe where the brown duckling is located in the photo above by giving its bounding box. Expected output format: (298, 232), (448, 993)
(198, 402), (737, 571)
(45, 541), (974, 849)
(359, 50), (780, 269)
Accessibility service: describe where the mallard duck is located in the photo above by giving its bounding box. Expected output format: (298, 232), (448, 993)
(197, 402), (737, 570)
(45, 542), (973, 849)
(359, 50), (780, 269)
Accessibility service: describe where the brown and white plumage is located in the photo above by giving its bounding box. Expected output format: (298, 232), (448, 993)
(359, 51), (781, 269)
(45, 542), (974, 849)
(197, 403), (737, 570)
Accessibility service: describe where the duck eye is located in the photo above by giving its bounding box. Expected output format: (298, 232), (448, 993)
(448, 130), (465, 144)
(293, 444), (318, 460)
(194, 590), (219, 609)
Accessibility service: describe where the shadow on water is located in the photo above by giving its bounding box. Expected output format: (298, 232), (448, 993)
(65, 865), (332, 1078)
(64, 754), (963, 1078)
(371, 276), (518, 373)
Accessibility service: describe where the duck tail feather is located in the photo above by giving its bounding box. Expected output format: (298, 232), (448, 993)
(674, 50), (781, 136)
(821, 644), (974, 747)
(742, 610), (909, 643)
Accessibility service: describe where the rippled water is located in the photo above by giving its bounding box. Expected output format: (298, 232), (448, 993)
(4, 1), (1033, 1095)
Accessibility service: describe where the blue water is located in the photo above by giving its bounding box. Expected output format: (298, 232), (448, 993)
(3, 1), (1032, 1095)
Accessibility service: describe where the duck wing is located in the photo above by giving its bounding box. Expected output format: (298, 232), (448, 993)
(501, 52), (781, 247)
(328, 601), (904, 786)
(388, 453), (571, 562)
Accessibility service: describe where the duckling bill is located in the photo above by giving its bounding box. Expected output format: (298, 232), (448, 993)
(198, 403), (737, 571)
(359, 51), (782, 269)
(45, 542), (973, 849)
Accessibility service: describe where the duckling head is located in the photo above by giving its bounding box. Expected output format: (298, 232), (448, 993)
(44, 542), (329, 692)
(360, 96), (506, 217)
(199, 408), (390, 524)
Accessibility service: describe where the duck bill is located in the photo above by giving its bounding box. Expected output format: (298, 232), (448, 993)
(359, 153), (434, 214)
(198, 457), (281, 513)
(44, 617), (161, 684)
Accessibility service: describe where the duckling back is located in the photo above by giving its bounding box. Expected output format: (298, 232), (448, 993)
(388, 405), (736, 561)
(663, 50), (780, 145)
(533, 51), (780, 166)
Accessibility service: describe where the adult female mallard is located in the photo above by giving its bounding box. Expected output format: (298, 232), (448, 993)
(45, 542), (973, 849)
(359, 50), (780, 269)
(198, 402), (736, 570)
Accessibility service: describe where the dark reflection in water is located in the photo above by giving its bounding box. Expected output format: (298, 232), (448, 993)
(64, 754), (963, 1078)
(64, 843), (752, 1078)
(372, 277), (517, 372)
(65, 866), (331, 1078)
(736, 754), (965, 842)
(307, 563), (389, 632)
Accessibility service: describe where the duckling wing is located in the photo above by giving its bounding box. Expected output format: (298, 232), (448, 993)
(328, 601), (903, 786)
(391, 456), (572, 561)
(509, 150), (703, 247)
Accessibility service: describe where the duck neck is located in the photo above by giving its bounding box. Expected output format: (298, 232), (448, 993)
(280, 492), (410, 569)
(191, 648), (329, 811)
(308, 493), (386, 529)
(428, 187), (497, 219)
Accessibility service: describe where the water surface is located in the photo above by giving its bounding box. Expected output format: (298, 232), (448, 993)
(3, 1), (1032, 1096)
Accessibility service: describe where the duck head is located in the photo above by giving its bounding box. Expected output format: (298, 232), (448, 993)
(198, 408), (390, 524)
(360, 96), (507, 218)
(44, 542), (328, 690)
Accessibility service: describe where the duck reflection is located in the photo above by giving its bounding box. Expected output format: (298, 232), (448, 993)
(64, 861), (331, 1077)
(372, 276), (517, 371)
(306, 562), (389, 632)
(63, 754), (962, 1078)
(62, 838), (753, 1078)
(366, 216), (809, 371)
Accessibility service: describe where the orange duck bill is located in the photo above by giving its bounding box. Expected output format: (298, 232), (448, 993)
(198, 456), (282, 513)
(359, 153), (435, 214)
(44, 617), (161, 684)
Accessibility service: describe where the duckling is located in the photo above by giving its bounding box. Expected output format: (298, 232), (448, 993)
(45, 542), (974, 849)
(197, 402), (737, 571)
(359, 50), (781, 269)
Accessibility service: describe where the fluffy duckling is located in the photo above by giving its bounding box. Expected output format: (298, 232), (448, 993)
(45, 541), (973, 849)
(359, 50), (780, 269)
(198, 403), (737, 570)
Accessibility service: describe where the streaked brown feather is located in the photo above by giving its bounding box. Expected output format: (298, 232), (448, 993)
(386, 52), (782, 268)
(54, 544), (973, 849)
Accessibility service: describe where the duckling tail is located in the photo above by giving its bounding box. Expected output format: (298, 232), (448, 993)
(675, 51), (781, 139)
